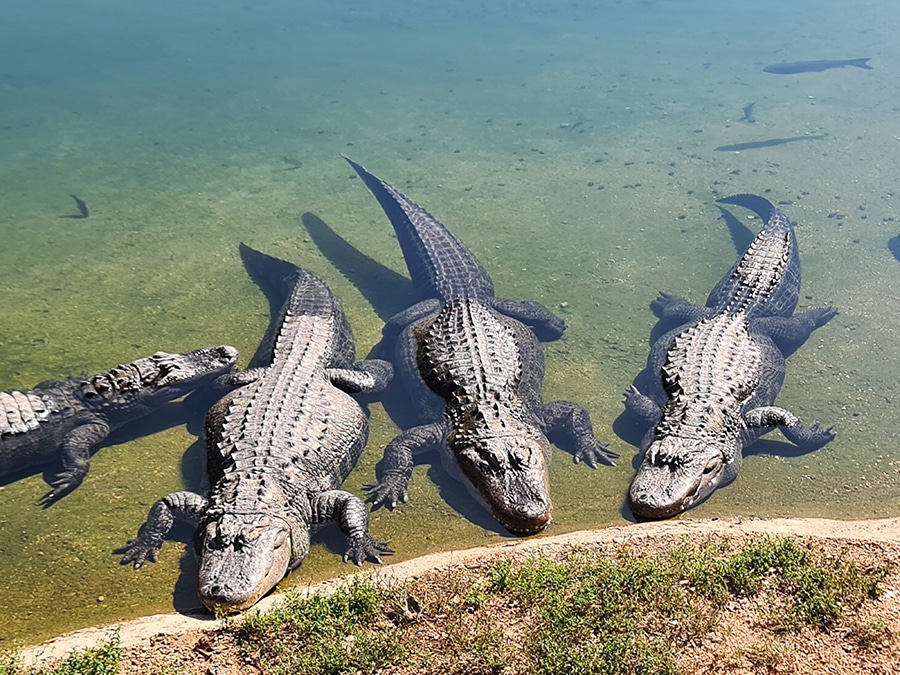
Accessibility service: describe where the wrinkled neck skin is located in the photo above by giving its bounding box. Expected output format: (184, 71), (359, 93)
(628, 436), (742, 520)
(450, 426), (553, 536)
(195, 511), (309, 612)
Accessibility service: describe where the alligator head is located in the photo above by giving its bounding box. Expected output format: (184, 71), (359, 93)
(81, 345), (238, 401)
(195, 511), (308, 612)
(452, 428), (553, 535)
(627, 435), (742, 520)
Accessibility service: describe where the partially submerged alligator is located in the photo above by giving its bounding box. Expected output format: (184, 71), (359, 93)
(344, 155), (616, 535)
(625, 195), (836, 519)
(0, 345), (238, 504)
(118, 245), (393, 612)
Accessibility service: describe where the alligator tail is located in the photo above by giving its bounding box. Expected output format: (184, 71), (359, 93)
(343, 155), (494, 303)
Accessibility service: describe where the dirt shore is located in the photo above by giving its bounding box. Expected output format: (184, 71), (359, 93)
(20, 516), (900, 670)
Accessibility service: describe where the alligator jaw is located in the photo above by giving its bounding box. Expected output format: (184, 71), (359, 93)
(627, 437), (729, 521)
(196, 513), (293, 613)
(456, 435), (553, 535)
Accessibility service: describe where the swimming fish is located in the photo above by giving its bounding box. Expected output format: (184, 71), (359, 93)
(741, 102), (756, 123)
(763, 58), (872, 74)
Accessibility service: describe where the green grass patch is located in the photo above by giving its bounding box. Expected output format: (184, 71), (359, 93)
(11, 536), (891, 675)
(235, 577), (412, 675)
(0, 632), (120, 675)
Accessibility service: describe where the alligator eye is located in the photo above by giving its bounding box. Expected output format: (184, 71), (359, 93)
(702, 458), (720, 475)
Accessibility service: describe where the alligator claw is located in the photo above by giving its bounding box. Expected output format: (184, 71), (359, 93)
(574, 438), (618, 468)
(40, 471), (85, 507)
(810, 304), (838, 327)
(363, 478), (409, 510)
(344, 536), (393, 566)
(114, 539), (160, 568)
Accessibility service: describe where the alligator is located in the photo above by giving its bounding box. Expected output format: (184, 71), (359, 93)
(625, 195), (836, 519)
(0, 345), (238, 504)
(118, 244), (393, 612)
(344, 155), (616, 535)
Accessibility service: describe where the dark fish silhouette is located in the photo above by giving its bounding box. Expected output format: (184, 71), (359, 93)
(763, 58), (872, 74)
(889, 235), (900, 262)
(715, 135), (826, 152)
(62, 194), (89, 219)
(741, 102), (756, 123)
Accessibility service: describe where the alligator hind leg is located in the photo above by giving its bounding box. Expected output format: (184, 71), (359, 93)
(650, 291), (707, 322)
(41, 421), (110, 506)
(365, 422), (445, 508)
(537, 401), (618, 467)
(115, 491), (208, 567)
(752, 305), (837, 351)
(328, 358), (394, 395)
(744, 406), (836, 452)
(309, 490), (392, 565)
(491, 298), (565, 341)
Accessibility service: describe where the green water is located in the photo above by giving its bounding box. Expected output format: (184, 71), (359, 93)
(1, 0), (898, 648)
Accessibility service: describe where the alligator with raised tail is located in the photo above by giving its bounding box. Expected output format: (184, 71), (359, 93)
(118, 245), (393, 612)
(0, 345), (238, 504)
(625, 195), (836, 519)
(344, 155), (615, 535)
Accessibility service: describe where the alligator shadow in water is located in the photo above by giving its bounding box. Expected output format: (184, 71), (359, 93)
(300, 212), (423, 429)
(714, 135), (827, 152)
(888, 234), (900, 262)
(301, 212), (414, 324)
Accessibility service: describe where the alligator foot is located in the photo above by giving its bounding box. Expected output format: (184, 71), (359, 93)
(782, 421), (837, 451)
(40, 467), (87, 507)
(364, 472), (410, 509)
(365, 422), (443, 508)
(115, 491), (207, 568)
(539, 400), (618, 467)
(344, 535), (393, 566)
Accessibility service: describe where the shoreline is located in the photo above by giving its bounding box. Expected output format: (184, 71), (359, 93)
(20, 515), (900, 667)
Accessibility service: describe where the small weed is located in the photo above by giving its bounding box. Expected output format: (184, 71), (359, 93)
(847, 619), (893, 650)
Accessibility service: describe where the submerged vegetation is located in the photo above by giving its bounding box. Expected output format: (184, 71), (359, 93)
(7, 536), (895, 675)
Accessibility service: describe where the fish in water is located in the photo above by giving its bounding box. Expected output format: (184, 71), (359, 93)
(741, 102), (756, 123)
(65, 194), (89, 219)
(889, 234), (900, 262)
(715, 135), (827, 152)
(763, 58), (872, 74)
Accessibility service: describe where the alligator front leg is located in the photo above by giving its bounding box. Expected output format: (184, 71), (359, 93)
(623, 385), (662, 427)
(115, 491), (208, 567)
(537, 401), (618, 467)
(744, 406), (836, 451)
(309, 490), (392, 565)
(491, 298), (565, 341)
(42, 421), (111, 506)
(364, 422), (445, 508)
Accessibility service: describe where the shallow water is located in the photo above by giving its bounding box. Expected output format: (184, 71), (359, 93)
(1, 0), (898, 647)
